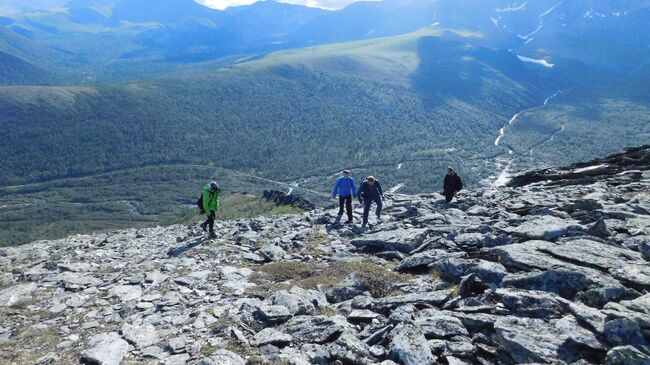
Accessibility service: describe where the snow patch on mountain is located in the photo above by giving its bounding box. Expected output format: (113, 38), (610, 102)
(517, 55), (554, 68)
(496, 2), (527, 13)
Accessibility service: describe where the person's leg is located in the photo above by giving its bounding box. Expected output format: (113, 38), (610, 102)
(445, 193), (453, 203)
(375, 197), (383, 220)
(338, 196), (345, 216)
(363, 200), (371, 225)
(345, 195), (353, 222)
(208, 212), (216, 237)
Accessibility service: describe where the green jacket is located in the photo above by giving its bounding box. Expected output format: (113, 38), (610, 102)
(202, 185), (221, 215)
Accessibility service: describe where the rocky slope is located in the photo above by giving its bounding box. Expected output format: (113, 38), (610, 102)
(1, 146), (649, 365)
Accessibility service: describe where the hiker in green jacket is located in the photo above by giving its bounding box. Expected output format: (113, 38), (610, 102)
(200, 181), (221, 238)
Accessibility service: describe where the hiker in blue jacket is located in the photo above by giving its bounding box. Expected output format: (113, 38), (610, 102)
(331, 170), (357, 223)
(357, 176), (384, 227)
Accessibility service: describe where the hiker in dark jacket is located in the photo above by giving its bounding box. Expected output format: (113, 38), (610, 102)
(331, 170), (357, 223)
(200, 181), (221, 238)
(443, 167), (463, 203)
(357, 176), (384, 227)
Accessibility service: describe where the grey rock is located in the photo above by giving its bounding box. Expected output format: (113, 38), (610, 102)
(508, 215), (581, 241)
(166, 336), (187, 354)
(389, 324), (436, 365)
(329, 331), (377, 364)
(348, 309), (380, 322)
(638, 239), (650, 261)
(196, 349), (245, 365)
(351, 228), (429, 253)
(604, 318), (648, 351)
(430, 257), (476, 282)
(470, 260), (507, 286)
(373, 289), (453, 312)
(258, 304), (292, 324)
(605, 345), (650, 365)
(326, 273), (366, 303)
(163, 354), (190, 365)
(453, 233), (484, 248)
(281, 315), (343, 344)
(494, 316), (602, 364)
(501, 269), (591, 299)
(495, 288), (567, 318)
(259, 244), (287, 262)
(272, 290), (316, 315)
(108, 285), (142, 302)
(398, 250), (463, 271)
(0, 283), (37, 307)
(80, 332), (129, 365)
(252, 328), (292, 347)
(35, 353), (59, 364)
(58, 262), (94, 272)
(415, 315), (469, 339)
(120, 323), (159, 349)
(588, 219), (611, 238)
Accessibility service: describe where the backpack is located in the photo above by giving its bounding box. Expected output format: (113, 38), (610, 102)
(197, 195), (205, 214)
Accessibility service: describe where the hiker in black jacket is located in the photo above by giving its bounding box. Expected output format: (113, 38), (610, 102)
(357, 176), (384, 227)
(443, 167), (463, 203)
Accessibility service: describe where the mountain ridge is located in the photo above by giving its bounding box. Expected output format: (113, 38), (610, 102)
(0, 146), (648, 364)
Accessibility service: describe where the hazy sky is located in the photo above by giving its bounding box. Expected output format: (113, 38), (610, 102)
(199, 0), (368, 10)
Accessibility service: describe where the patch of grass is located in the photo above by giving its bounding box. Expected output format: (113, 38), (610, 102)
(252, 259), (412, 298)
(315, 306), (338, 317)
(201, 344), (217, 357)
(255, 261), (324, 282)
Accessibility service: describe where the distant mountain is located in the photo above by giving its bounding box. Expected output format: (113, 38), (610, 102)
(0, 50), (55, 85)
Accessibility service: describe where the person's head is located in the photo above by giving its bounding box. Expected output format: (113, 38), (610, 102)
(342, 170), (350, 179)
(367, 176), (375, 185)
(447, 167), (454, 175)
(210, 181), (220, 192)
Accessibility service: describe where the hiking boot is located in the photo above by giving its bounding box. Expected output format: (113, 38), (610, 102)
(345, 219), (353, 224)
(200, 222), (207, 232)
(361, 222), (368, 228)
(208, 230), (217, 239)
(376, 216), (382, 223)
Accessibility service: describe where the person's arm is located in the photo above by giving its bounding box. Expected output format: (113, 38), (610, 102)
(376, 181), (384, 198)
(215, 190), (221, 209)
(457, 176), (463, 192)
(331, 178), (341, 198)
(351, 178), (357, 198)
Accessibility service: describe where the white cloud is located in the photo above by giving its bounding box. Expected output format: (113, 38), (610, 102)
(198, 0), (366, 10)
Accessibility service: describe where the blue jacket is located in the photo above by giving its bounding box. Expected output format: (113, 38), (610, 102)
(357, 180), (383, 201)
(331, 176), (357, 198)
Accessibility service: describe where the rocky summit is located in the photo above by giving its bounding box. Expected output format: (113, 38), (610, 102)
(1, 147), (649, 365)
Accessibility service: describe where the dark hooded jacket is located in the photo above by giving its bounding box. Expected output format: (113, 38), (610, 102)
(443, 173), (463, 195)
(357, 180), (383, 201)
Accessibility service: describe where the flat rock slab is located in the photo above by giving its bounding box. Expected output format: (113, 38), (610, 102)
(373, 289), (453, 312)
(121, 323), (159, 349)
(490, 240), (623, 289)
(0, 283), (37, 307)
(109, 285), (142, 302)
(414, 315), (469, 339)
(280, 315), (343, 344)
(494, 316), (603, 364)
(251, 328), (292, 347)
(506, 216), (582, 241)
(196, 350), (245, 365)
(80, 332), (129, 365)
(351, 228), (429, 253)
